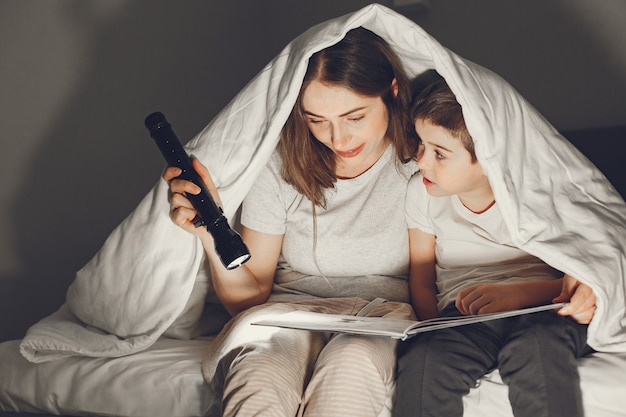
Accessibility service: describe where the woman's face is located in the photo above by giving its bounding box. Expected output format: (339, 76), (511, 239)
(302, 80), (390, 178)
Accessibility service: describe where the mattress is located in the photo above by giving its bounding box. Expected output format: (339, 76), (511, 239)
(1, 336), (625, 417)
(0, 337), (219, 417)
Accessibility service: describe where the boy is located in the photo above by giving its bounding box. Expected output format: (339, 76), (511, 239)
(392, 78), (594, 417)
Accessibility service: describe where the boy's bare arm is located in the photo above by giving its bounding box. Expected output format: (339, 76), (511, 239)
(456, 279), (563, 315)
(408, 228), (440, 320)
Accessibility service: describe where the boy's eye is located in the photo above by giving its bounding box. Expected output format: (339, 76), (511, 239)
(435, 150), (445, 160)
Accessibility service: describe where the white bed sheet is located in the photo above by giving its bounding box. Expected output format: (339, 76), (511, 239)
(0, 337), (218, 417)
(2, 336), (625, 417)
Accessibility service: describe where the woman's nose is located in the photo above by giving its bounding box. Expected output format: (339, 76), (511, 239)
(331, 124), (351, 150)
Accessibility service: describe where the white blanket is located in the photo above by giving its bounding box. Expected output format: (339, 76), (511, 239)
(19, 3), (626, 362)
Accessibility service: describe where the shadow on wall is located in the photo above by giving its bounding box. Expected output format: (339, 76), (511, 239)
(562, 126), (626, 199)
(418, 0), (626, 130)
(0, 0), (385, 342)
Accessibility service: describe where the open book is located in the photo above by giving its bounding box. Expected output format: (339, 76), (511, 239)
(252, 302), (568, 341)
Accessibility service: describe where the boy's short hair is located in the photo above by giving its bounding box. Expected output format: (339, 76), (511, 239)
(411, 78), (476, 161)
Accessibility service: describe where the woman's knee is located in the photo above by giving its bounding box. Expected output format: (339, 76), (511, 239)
(318, 335), (396, 380)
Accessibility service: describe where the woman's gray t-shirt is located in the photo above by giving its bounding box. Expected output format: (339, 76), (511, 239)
(241, 145), (418, 303)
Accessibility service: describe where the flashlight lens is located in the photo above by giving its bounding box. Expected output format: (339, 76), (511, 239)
(226, 254), (252, 270)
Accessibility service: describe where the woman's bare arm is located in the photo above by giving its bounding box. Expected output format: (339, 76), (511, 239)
(164, 159), (282, 316)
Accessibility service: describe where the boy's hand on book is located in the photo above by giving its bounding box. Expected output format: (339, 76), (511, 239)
(554, 275), (596, 324)
(456, 283), (524, 315)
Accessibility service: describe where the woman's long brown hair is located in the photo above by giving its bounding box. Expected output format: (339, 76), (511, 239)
(278, 27), (418, 208)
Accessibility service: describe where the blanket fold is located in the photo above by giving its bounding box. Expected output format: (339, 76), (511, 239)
(19, 3), (626, 362)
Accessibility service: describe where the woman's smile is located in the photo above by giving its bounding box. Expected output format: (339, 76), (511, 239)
(336, 143), (365, 158)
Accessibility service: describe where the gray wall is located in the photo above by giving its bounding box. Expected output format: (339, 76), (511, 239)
(1, 0), (624, 341)
(416, 0), (626, 130)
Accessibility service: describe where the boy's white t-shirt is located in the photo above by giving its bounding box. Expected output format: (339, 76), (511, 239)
(405, 173), (561, 311)
(242, 145), (419, 303)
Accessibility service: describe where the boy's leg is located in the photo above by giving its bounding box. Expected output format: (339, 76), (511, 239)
(393, 306), (506, 417)
(498, 311), (591, 417)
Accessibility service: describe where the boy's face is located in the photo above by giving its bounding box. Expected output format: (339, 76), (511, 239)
(415, 118), (489, 200)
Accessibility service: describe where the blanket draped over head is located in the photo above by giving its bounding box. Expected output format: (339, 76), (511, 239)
(19, 3), (626, 362)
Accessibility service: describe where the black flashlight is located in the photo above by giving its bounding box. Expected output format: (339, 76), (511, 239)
(144, 111), (251, 270)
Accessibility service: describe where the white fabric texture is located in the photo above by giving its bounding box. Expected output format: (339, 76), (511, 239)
(1, 337), (219, 416)
(18, 3), (626, 363)
(2, 337), (626, 417)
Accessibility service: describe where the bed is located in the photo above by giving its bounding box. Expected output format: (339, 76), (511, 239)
(2, 334), (626, 417)
(2, 4), (625, 417)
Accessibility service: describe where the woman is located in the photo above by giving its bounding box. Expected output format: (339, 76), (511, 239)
(165, 27), (420, 417)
